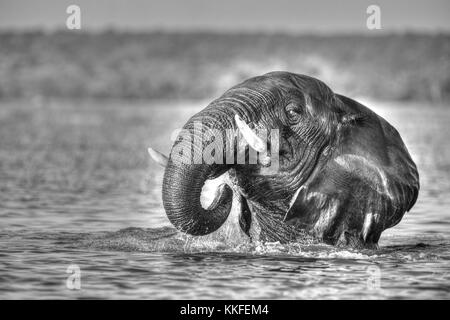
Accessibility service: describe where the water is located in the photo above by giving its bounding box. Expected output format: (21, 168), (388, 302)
(0, 98), (449, 299)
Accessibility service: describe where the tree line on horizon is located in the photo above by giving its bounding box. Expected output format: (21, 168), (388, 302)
(0, 31), (448, 104)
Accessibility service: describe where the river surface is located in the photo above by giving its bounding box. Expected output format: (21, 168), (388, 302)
(0, 99), (449, 299)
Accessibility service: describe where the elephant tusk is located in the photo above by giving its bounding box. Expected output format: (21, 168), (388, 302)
(283, 187), (302, 222)
(147, 147), (168, 167)
(234, 114), (266, 153)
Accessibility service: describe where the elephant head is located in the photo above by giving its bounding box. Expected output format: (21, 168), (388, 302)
(149, 72), (419, 248)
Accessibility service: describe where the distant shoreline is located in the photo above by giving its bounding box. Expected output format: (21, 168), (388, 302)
(1, 31), (449, 103)
(1, 29), (449, 37)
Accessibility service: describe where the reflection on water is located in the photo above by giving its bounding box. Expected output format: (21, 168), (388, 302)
(0, 99), (449, 299)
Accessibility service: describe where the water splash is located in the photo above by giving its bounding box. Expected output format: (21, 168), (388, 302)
(78, 225), (448, 264)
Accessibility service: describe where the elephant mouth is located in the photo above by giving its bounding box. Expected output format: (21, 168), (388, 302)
(278, 137), (295, 170)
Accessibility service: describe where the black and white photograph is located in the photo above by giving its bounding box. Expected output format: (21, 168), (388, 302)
(0, 0), (449, 304)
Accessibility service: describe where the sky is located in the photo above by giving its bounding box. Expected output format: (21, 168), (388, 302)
(0, 0), (449, 33)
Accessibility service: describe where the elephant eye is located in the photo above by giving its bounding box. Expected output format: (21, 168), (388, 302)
(285, 104), (302, 121)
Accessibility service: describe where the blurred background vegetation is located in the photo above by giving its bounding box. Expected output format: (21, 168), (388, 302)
(0, 31), (449, 103)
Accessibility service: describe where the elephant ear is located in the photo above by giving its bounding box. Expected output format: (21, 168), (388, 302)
(285, 95), (419, 247)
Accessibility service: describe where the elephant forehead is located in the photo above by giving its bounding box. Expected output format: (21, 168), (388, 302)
(222, 72), (335, 106)
(333, 154), (392, 198)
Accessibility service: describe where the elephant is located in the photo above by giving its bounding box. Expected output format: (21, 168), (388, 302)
(149, 71), (419, 249)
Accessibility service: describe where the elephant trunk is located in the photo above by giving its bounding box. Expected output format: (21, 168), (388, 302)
(162, 108), (237, 235)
